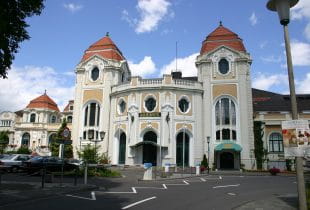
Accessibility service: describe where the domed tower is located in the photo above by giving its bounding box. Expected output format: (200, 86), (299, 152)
(72, 33), (131, 155)
(196, 23), (254, 170)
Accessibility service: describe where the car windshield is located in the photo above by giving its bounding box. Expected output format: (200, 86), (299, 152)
(30, 156), (43, 161)
(1, 155), (15, 160)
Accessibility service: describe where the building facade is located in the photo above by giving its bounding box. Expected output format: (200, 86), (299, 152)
(2, 24), (310, 170)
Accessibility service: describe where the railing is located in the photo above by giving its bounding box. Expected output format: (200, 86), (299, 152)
(174, 79), (195, 86)
(140, 78), (163, 85)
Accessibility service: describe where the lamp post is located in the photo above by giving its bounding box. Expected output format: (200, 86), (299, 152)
(266, 1), (306, 209)
(207, 136), (210, 174)
(88, 129), (95, 161)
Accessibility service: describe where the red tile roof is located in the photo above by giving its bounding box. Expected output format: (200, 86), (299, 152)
(26, 93), (60, 112)
(81, 34), (125, 62)
(200, 24), (246, 55)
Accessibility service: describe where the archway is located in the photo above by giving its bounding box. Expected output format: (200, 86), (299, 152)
(143, 131), (157, 166)
(176, 132), (189, 167)
(118, 132), (126, 164)
(220, 152), (234, 169)
(21, 133), (30, 148)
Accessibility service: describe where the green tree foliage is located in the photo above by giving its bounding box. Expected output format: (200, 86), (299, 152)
(77, 144), (100, 164)
(50, 119), (73, 158)
(0, 0), (44, 78)
(0, 131), (9, 154)
(16, 146), (31, 154)
(254, 121), (265, 170)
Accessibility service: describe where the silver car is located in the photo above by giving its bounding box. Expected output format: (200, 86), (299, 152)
(0, 154), (32, 172)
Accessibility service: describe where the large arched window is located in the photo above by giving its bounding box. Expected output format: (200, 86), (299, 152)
(215, 97), (237, 141)
(269, 132), (283, 152)
(30, 113), (36, 123)
(21, 133), (30, 147)
(50, 115), (56, 123)
(84, 102), (100, 126)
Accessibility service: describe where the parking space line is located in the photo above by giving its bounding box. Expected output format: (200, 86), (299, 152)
(66, 191), (96, 200)
(213, 184), (240, 189)
(121, 196), (157, 209)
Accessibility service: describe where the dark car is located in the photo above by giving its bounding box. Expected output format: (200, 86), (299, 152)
(23, 156), (77, 173)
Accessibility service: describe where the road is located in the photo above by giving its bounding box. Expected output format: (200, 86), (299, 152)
(1, 174), (297, 210)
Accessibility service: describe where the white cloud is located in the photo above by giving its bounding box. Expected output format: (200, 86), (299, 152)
(252, 73), (287, 91)
(249, 12), (258, 26)
(290, 40), (310, 66)
(297, 73), (310, 93)
(259, 41), (268, 49)
(128, 56), (157, 77)
(122, 0), (173, 34)
(160, 53), (199, 77)
(291, 0), (310, 20)
(0, 66), (74, 112)
(260, 55), (282, 63)
(63, 3), (83, 13)
(304, 23), (310, 41)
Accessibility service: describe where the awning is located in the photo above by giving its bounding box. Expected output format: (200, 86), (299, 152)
(214, 141), (242, 152)
(130, 141), (168, 148)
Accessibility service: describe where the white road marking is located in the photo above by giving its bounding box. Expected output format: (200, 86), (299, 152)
(66, 191), (96, 200)
(213, 184), (240, 189)
(121, 196), (157, 209)
(200, 178), (206, 182)
(227, 192), (236, 196)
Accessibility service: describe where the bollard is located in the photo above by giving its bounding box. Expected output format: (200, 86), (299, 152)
(41, 166), (46, 188)
(74, 167), (78, 186)
(84, 163), (88, 185)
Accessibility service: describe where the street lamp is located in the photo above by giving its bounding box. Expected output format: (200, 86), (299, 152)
(266, 1), (306, 209)
(207, 136), (210, 174)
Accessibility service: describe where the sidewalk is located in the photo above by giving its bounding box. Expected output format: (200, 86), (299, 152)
(233, 194), (298, 210)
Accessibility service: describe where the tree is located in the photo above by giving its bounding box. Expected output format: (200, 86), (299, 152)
(16, 146), (31, 154)
(0, 0), (45, 78)
(254, 121), (265, 170)
(77, 144), (99, 164)
(50, 119), (73, 158)
(201, 154), (208, 168)
(0, 131), (9, 154)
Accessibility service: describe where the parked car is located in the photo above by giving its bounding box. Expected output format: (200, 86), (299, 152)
(0, 154), (32, 172)
(23, 156), (77, 173)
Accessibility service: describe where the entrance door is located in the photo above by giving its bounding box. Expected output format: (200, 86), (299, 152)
(220, 152), (234, 169)
(143, 131), (157, 166)
(118, 133), (126, 164)
(176, 132), (189, 167)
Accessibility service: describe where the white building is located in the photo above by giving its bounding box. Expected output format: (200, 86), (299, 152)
(71, 23), (254, 170)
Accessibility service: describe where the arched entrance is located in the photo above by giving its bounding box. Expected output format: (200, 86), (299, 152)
(21, 133), (30, 148)
(220, 152), (234, 169)
(118, 133), (126, 164)
(176, 132), (189, 167)
(143, 131), (157, 166)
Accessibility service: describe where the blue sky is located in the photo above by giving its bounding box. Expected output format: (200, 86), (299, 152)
(1, 0), (310, 112)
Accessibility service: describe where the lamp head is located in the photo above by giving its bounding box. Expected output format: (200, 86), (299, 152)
(267, 0), (299, 25)
(99, 131), (106, 140)
(88, 129), (94, 140)
(207, 136), (210, 143)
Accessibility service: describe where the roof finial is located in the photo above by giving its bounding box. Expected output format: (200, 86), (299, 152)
(219, 21), (223, 26)
(44, 89), (47, 95)
(106, 32), (110, 37)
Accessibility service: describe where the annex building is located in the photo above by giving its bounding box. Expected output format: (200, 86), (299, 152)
(1, 24), (310, 170)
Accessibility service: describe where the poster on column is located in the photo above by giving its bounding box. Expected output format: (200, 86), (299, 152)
(282, 120), (310, 157)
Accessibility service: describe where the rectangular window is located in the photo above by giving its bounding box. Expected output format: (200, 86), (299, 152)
(89, 103), (96, 126)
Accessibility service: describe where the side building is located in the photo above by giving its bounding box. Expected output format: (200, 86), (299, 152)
(0, 92), (73, 156)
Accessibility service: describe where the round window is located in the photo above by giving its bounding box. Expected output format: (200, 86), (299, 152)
(218, 59), (229, 74)
(91, 67), (99, 81)
(119, 100), (126, 114)
(145, 97), (156, 112)
(178, 98), (189, 113)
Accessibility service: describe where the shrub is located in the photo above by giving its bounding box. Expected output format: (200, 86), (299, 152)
(269, 167), (280, 175)
(16, 146), (31, 154)
(201, 154), (208, 168)
(285, 159), (292, 171)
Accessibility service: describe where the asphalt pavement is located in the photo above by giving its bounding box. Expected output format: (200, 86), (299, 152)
(0, 168), (299, 210)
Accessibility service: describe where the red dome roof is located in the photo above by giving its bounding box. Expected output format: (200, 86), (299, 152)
(200, 23), (246, 55)
(81, 34), (125, 62)
(26, 93), (60, 112)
